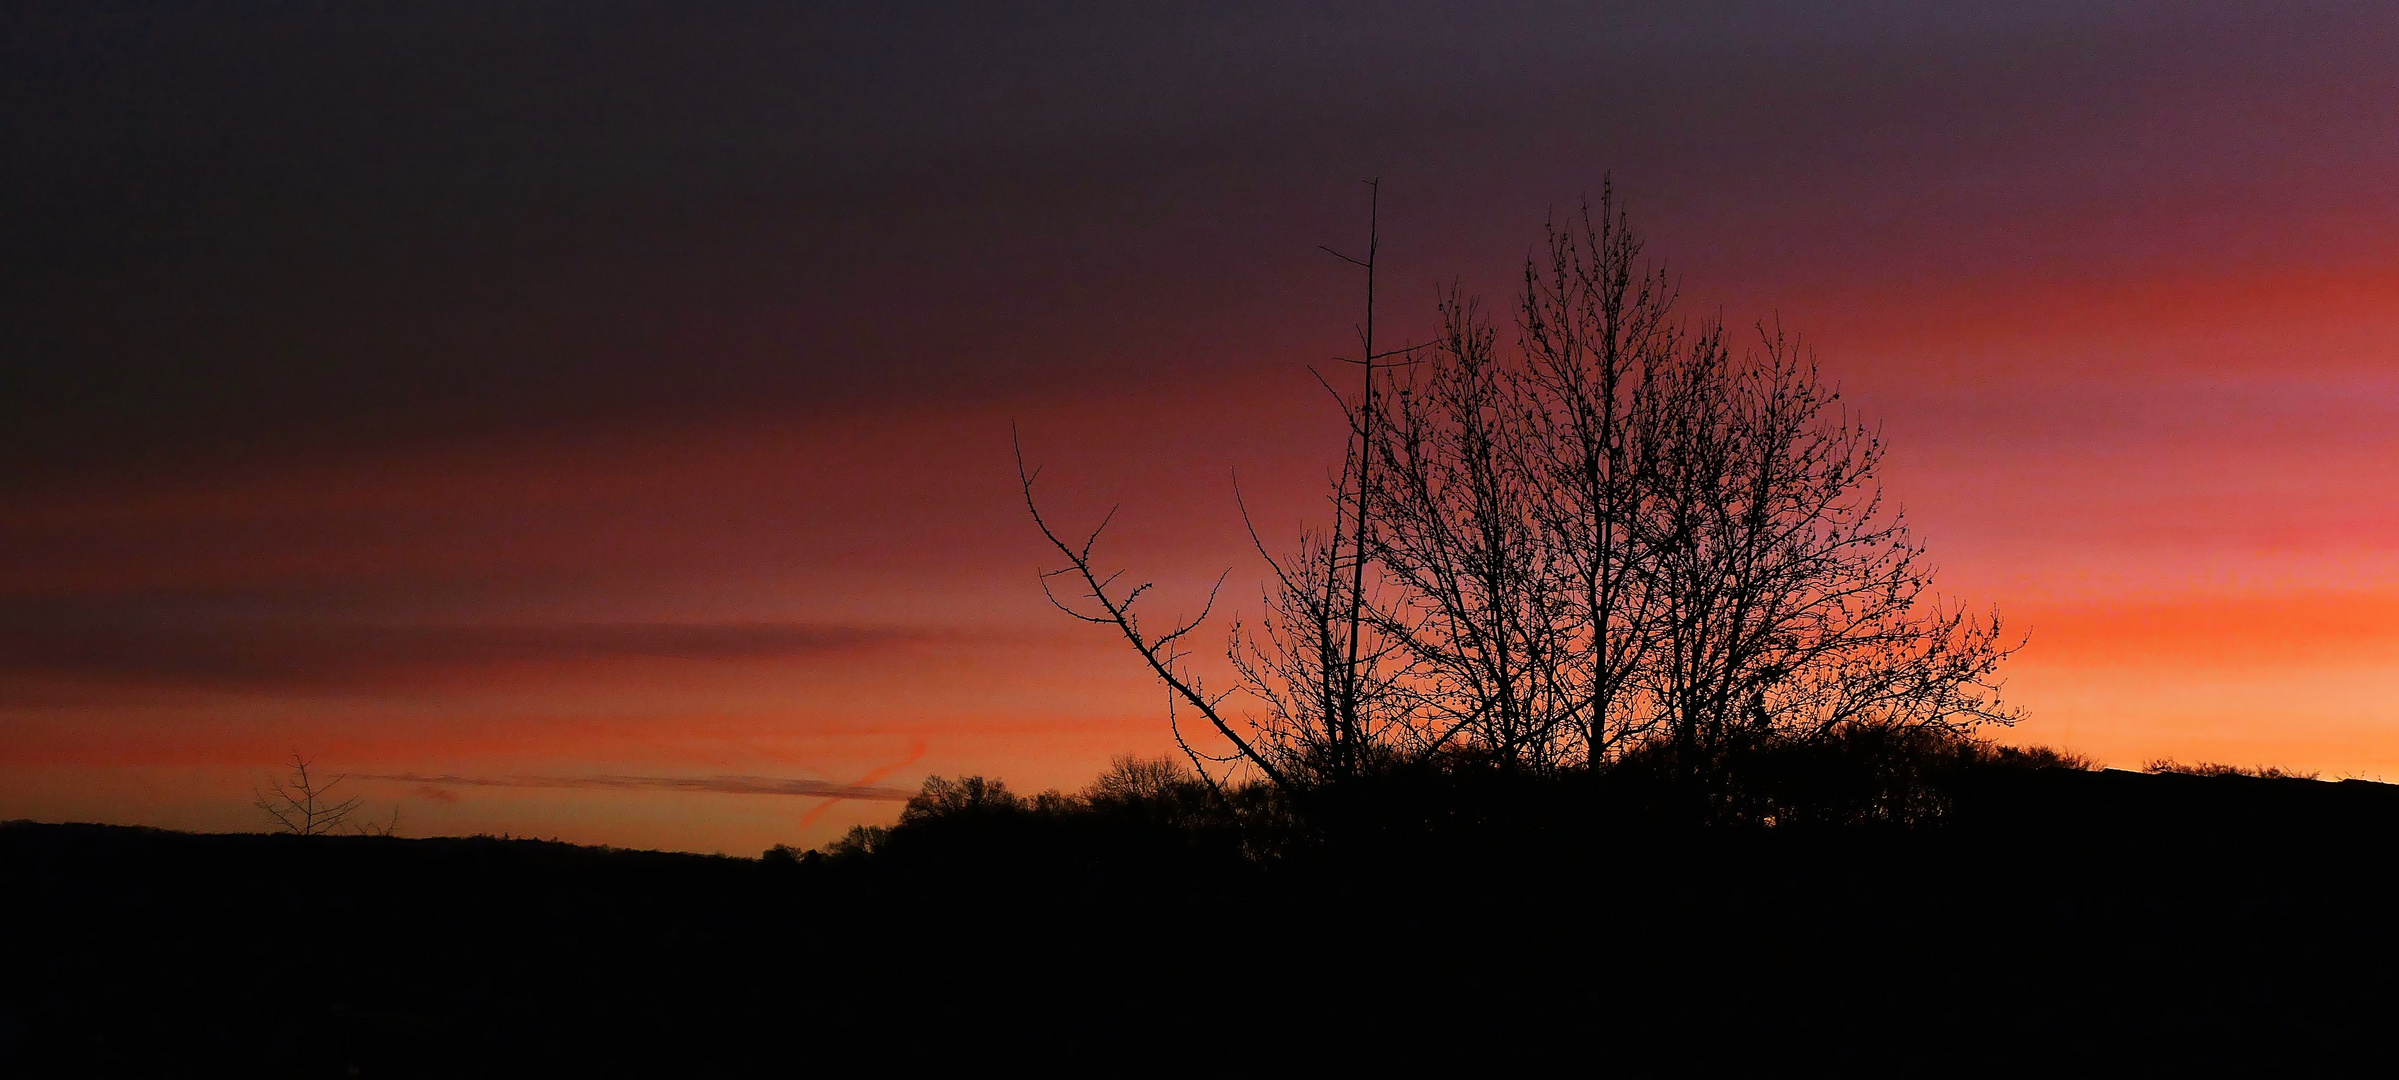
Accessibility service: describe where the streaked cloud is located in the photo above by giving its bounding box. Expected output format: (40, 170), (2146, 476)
(5, 3), (2398, 854)
(360, 772), (914, 802)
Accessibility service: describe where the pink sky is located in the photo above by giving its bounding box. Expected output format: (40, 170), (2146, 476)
(8, 252), (2395, 853)
(4, 5), (2395, 852)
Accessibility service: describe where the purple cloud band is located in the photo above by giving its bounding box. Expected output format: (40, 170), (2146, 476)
(0, 618), (950, 690)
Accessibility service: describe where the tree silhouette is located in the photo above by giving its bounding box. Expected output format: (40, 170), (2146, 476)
(253, 752), (364, 836)
(1517, 186), (1675, 764)
(1628, 319), (2020, 788)
(1374, 287), (1582, 768)
(1022, 182), (2021, 807)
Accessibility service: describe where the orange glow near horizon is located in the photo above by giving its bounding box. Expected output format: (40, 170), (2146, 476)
(13, 0), (2399, 855)
(5, 242), (2397, 853)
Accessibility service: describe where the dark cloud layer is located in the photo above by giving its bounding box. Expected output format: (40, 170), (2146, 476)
(7, 2), (2391, 482)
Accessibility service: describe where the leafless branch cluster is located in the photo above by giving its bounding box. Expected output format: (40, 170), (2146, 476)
(1021, 182), (2021, 795)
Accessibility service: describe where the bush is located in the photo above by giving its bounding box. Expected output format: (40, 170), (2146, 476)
(899, 775), (1032, 823)
(822, 824), (892, 859)
(2143, 759), (2318, 780)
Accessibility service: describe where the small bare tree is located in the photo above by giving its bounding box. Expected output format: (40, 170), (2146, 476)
(354, 806), (403, 837)
(254, 752), (365, 836)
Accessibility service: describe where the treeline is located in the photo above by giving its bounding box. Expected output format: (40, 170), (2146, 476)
(15, 757), (2399, 1073)
(801, 739), (2372, 872)
(790, 729), (2101, 871)
(1019, 185), (2019, 813)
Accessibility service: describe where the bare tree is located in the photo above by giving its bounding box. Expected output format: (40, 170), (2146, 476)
(1515, 185), (1680, 764)
(354, 806), (403, 837)
(254, 752), (365, 836)
(1023, 180), (2021, 807)
(1354, 186), (1692, 773)
(1358, 187), (2017, 785)
(1304, 178), (1431, 779)
(1372, 290), (1580, 770)
(1629, 321), (2021, 786)
(1359, 186), (1678, 773)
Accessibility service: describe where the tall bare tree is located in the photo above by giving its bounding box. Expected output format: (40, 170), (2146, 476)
(1364, 186), (1687, 772)
(1516, 185), (1679, 764)
(1372, 291), (1579, 769)
(1024, 181), (2020, 803)
(1360, 189), (2017, 781)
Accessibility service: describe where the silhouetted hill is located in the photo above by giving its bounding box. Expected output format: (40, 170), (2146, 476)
(8, 767), (2399, 1075)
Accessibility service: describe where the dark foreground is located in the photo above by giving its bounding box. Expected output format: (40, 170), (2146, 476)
(6, 768), (2399, 1076)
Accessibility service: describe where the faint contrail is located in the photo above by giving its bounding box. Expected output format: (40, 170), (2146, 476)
(802, 738), (930, 828)
(358, 772), (913, 801)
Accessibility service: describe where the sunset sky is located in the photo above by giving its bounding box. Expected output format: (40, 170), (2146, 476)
(5, 2), (2396, 854)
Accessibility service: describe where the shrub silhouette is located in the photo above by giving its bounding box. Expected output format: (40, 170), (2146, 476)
(2144, 758), (2319, 780)
(806, 824), (892, 862)
(900, 775), (1035, 822)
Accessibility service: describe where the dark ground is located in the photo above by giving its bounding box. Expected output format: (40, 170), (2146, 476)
(5, 768), (2398, 1076)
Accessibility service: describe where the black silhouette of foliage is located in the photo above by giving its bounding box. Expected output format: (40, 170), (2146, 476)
(844, 727), (2109, 868)
(1082, 754), (1227, 827)
(879, 758), (1251, 845)
(17, 756), (2399, 1074)
(820, 824), (891, 859)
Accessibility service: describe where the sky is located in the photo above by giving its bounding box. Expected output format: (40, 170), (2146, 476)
(4, 2), (2396, 853)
